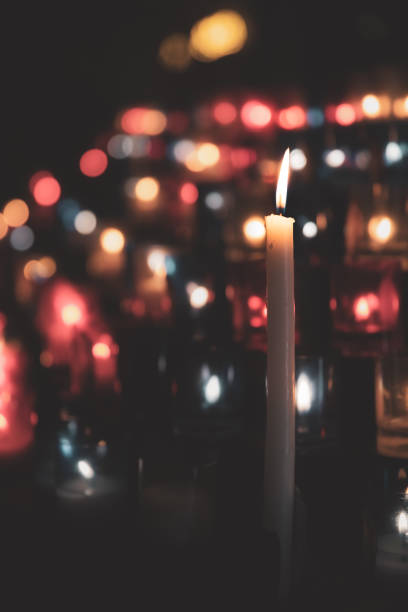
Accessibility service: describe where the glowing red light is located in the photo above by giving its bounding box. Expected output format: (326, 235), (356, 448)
(33, 175), (61, 206)
(353, 293), (379, 322)
(230, 148), (256, 169)
(335, 103), (356, 126)
(241, 101), (273, 130)
(79, 149), (108, 177)
(213, 101), (237, 125)
(121, 108), (145, 134)
(179, 182), (199, 205)
(325, 105), (337, 122)
(0, 414), (8, 431)
(277, 106), (306, 130)
(250, 316), (264, 328)
(248, 295), (263, 310)
(329, 298), (337, 311)
(92, 342), (111, 360)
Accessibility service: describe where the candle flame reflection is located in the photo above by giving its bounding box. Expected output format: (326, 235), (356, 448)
(276, 148), (290, 213)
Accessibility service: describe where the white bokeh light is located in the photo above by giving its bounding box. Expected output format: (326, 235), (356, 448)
(74, 210), (97, 235)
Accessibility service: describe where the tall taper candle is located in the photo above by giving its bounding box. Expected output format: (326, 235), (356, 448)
(264, 148), (295, 601)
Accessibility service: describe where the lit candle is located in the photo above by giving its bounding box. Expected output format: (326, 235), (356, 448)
(264, 149), (295, 600)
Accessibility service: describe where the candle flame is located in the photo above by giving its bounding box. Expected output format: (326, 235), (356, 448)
(276, 148), (290, 213)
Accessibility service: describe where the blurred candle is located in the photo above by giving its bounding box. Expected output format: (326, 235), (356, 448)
(264, 149), (295, 600)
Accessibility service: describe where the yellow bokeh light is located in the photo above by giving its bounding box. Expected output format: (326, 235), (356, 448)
(135, 177), (160, 202)
(147, 248), (167, 277)
(23, 256), (57, 281)
(158, 33), (191, 71)
(189, 10), (247, 62)
(362, 94), (380, 118)
(190, 286), (209, 309)
(243, 216), (266, 247)
(196, 143), (220, 167)
(3, 199), (29, 228)
(367, 215), (395, 244)
(100, 228), (125, 254)
(61, 304), (82, 326)
(0, 214), (8, 240)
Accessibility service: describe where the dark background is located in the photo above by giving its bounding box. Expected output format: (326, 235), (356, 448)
(2, 1), (406, 197)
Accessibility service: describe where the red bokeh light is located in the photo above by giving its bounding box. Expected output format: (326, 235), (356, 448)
(121, 108), (145, 134)
(277, 106), (306, 130)
(79, 149), (108, 177)
(250, 316), (264, 328)
(33, 175), (61, 206)
(179, 182), (199, 205)
(335, 103), (356, 126)
(353, 293), (379, 322)
(241, 101), (273, 130)
(213, 101), (237, 125)
(248, 295), (263, 310)
(230, 148), (256, 169)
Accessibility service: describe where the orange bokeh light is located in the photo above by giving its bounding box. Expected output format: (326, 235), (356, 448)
(353, 293), (379, 322)
(3, 199), (29, 227)
(277, 106), (306, 130)
(0, 214), (7, 240)
(79, 149), (108, 177)
(121, 108), (167, 135)
(241, 101), (272, 130)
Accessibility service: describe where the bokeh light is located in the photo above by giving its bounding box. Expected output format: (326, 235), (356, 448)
(307, 108), (325, 127)
(33, 175), (61, 206)
(203, 375), (221, 403)
(79, 149), (108, 177)
(393, 96), (408, 119)
(324, 149), (346, 168)
(61, 303), (82, 326)
(0, 214), (8, 240)
(335, 103), (356, 126)
(107, 134), (133, 159)
(74, 210), (97, 235)
(302, 221), (318, 238)
(179, 182), (198, 205)
(213, 101), (237, 125)
(205, 192), (224, 210)
(362, 94), (380, 118)
(277, 106), (306, 130)
(367, 215), (395, 244)
(173, 139), (195, 163)
(3, 199), (29, 227)
(241, 101), (272, 130)
(196, 142), (220, 167)
(384, 142), (403, 165)
(121, 108), (167, 135)
(10, 226), (34, 251)
(24, 257), (56, 282)
(290, 149), (307, 171)
(147, 248), (168, 277)
(92, 342), (111, 359)
(353, 293), (379, 322)
(190, 285), (210, 309)
(158, 33), (191, 71)
(100, 228), (125, 254)
(134, 177), (160, 202)
(243, 216), (266, 246)
(189, 10), (247, 62)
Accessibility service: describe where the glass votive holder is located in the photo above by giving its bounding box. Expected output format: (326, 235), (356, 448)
(55, 415), (126, 517)
(295, 355), (337, 451)
(331, 260), (402, 356)
(375, 458), (408, 582)
(376, 356), (408, 459)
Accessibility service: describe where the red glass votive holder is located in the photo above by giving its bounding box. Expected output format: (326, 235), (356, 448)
(331, 261), (402, 356)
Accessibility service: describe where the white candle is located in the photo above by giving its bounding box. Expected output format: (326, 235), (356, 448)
(264, 149), (295, 600)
